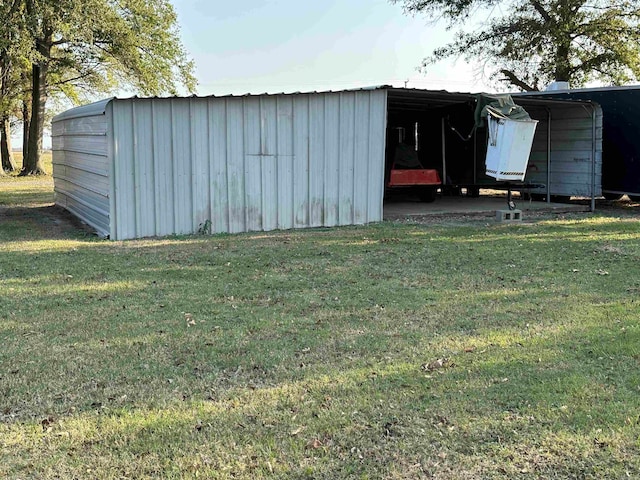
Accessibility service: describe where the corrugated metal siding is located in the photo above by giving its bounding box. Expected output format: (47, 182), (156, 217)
(52, 105), (111, 237)
(110, 90), (387, 239)
(525, 104), (602, 197)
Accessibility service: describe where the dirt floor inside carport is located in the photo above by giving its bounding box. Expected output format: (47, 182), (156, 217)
(383, 190), (640, 225)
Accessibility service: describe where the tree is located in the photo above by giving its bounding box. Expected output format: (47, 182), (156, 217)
(0, 0), (29, 173)
(392, 0), (640, 91)
(18, 0), (196, 175)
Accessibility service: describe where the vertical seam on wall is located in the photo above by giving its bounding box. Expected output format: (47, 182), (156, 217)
(351, 93), (357, 224)
(365, 92), (372, 222)
(108, 101), (117, 239)
(149, 100), (160, 235)
(259, 97), (264, 231)
(206, 99), (213, 231)
(242, 98), (248, 232)
(306, 94), (311, 226)
(275, 96), (280, 229)
(321, 95), (326, 226)
(170, 99), (177, 233)
(291, 97), (295, 228)
(337, 93), (342, 225)
(224, 99), (231, 233)
(188, 99), (195, 232)
(322, 95), (329, 226)
(131, 101), (139, 238)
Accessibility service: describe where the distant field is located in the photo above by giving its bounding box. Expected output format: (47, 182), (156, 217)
(4, 150), (53, 175)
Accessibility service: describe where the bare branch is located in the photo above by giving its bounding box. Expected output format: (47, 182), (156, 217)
(499, 69), (538, 91)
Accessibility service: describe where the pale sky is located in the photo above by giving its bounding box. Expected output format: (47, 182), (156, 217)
(27, 0), (498, 148)
(171, 0), (496, 95)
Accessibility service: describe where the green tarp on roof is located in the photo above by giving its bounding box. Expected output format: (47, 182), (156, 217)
(474, 94), (532, 128)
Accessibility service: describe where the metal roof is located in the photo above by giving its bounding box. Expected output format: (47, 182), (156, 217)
(53, 86), (597, 124)
(516, 84), (640, 95)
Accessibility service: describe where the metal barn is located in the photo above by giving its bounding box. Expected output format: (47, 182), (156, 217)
(52, 89), (387, 239)
(52, 87), (602, 240)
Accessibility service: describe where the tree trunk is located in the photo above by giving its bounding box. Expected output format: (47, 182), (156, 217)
(22, 98), (30, 159)
(554, 42), (571, 82)
(1, 116), (16, 172)
(21, 63), (47, 175)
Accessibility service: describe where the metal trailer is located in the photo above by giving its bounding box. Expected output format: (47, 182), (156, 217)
(517, 86), (640, 200)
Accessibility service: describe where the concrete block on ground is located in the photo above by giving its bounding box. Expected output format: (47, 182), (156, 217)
(496, 209), (522, 222)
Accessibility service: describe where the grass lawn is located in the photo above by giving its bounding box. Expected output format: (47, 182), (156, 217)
(0, 151), (54, 207)
(1, 172), (640, 478)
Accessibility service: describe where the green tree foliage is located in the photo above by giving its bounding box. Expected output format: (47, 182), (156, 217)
(392, 0), (640, 91)
(1, 0), (196, 175)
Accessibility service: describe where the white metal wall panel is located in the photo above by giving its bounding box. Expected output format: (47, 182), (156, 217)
(226, 98), (246, 234)
(323, 95), (341, 227)
(106, 90), (387, 239)
(308, 95), (326, 227)
(132, 101), (156, 238)
(261, 97), (278, 231)
(209, 100), (229, 234)
(171, 100), (193, 235)
(338, 93), (356, 226)
(191, 99), (211, 232)
(353, 91), (371, 225)
(276, 96), (294, 229)
(52, 101), (111, 238)
(244, 97), (263, 232)
(367, 93), (386, 221)
(525, 104), (603, 197)
(293, 96), (310, 228)
(152, 101), (175, 236)
(112, 101), (136, 239)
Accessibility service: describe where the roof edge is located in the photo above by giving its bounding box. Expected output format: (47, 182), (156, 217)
(52, 97), (114, 123)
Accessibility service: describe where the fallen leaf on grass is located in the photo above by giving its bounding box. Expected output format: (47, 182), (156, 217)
(306, 438), (323, 449)
(184, 312), (196, 326)
(41, 416), (55, 432)
(290, 426), (305, 436)
(421, 358), (452, 372)
(595, 270), (609, 276)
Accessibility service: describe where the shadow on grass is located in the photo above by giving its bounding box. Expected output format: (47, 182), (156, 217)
(0, 205), (95, 241)
(0, 184), (54, 205)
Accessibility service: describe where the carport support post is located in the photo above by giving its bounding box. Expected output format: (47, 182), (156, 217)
(546, 109), (551, 203)
(591, 105), (597, 212)
(441, 117), (447, 185)
(473, 128), (477, 184)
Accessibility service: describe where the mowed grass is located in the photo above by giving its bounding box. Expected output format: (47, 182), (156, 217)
(1, 176), (640, 479)
(0, 151), (54, 206)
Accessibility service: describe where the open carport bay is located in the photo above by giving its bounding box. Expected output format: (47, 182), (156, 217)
(382, 88), (603, 217)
